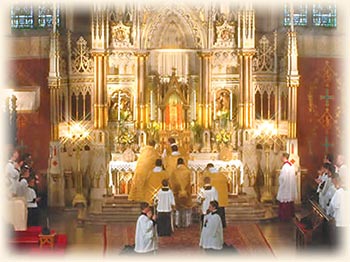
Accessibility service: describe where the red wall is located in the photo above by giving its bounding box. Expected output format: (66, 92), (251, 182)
(298, 57), (344, 180)
(9, 59), (50, 172)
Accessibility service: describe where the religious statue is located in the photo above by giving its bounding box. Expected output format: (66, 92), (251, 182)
(215, 91), (230, 128)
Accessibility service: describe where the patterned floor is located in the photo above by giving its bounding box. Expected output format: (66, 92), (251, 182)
(106, 223), (274, 256)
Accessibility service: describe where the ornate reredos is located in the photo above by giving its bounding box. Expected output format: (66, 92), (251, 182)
(141, 4), (206, 49)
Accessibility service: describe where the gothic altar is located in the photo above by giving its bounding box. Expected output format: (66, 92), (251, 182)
(44, 2), (301, 210)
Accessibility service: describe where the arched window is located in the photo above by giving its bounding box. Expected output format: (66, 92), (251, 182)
(85, 92), (91, 120)
(281, 91), (288, 121)
(78, 93), (84, 120)
(255, 92), (261, 120)
(262, 91), (269, 119)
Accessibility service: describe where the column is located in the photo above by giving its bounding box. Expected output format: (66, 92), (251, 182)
(47, 2), (64, 207)
(91, 4), (109, 129)
(198, 51), (212, 129)
(134, 51), (149, 129)
(237, 8), (255, 130)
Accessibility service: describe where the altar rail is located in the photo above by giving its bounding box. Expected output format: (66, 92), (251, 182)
(108, 159), (244, 196)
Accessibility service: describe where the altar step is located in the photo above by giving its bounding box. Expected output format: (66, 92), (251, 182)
(83, 195), (277, 225)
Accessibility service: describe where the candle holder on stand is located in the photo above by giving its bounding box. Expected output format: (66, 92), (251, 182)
(61, 121), (91, 207)
(254, 121), (278, 203)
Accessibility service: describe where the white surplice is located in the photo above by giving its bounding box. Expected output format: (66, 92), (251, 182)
(26, 187), (38, 208)
(6, 161), (20, 196)
(276, 161), (297, 203)
(156, 189), (175, 212)
(199, 211), (223, 250)
(197, 186), (218, 215)
(17, 179), (29, 198)
(134, 214), (157, 253)
(319, 176), (335, 209)
(327, 188), (348, 227)
(337, 164), (348, 187)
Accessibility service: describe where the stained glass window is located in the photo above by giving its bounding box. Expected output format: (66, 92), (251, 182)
(38, 4), (60, 28)
(312, 4), (336, 27)
(11, 3), (60, 29)
(11, 6), (34, 29)
(283, 4), (308, 26)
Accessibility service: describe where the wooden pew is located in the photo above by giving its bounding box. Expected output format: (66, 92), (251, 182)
(294, 199), (334, 249)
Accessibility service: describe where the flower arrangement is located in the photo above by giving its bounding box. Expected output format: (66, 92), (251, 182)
(146, 121), (160, 142)
(215, 130), (231, 144)
(190, 120), (203, 144)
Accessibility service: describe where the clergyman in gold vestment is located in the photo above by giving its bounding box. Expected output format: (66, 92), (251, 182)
(128, 140), (160, 202)
(164, 145), (183, 175)
(170, 158), (192, 228)
(203, 163), (228, 227)
(143, 159), (169, 205)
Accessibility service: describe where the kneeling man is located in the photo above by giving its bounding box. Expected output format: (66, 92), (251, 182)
(199, 200), (223, 251)
(134, 202), (157, 254)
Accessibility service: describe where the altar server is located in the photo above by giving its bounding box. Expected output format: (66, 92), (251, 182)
(276, 152), (297, 221)
(155, 179), (175, 236)
(144, 159), (169, 205)
(26, 177), (41, 226)
(129, 140), (160, 202)
(327, 173), (347, 226)
(319, 163), (336, 209)
(197, 176), (218, 226)
(199, 200), (223, 251)
(6, 148), (22, 197)
(134, 202), (157, 254)
(204, 163), (228, 227)
(17, 165), (31, 198)
(171, 158), (192, 227)
(335, 154), (347, 187)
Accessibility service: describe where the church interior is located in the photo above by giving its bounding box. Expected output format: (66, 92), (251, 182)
(2, 0), (348, 258)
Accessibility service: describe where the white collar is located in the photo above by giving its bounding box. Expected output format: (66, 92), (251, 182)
(153, 166), (162, 172)
(209, 167), (218, 173)
(171, 151), (180, 156)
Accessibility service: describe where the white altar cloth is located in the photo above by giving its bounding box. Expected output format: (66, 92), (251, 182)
(109, 158), (244, 191)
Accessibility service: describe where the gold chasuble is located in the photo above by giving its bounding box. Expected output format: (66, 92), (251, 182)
(164, 153), (184, 178)
(143, 170), (169, 205)
(203, 170), (229, 207)
(128, 146), (160, 201)
(170, 165), (192, 209)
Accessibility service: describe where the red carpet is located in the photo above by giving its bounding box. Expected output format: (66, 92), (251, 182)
(107, 223), (274, 255)
(9, 226), (67, 255)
